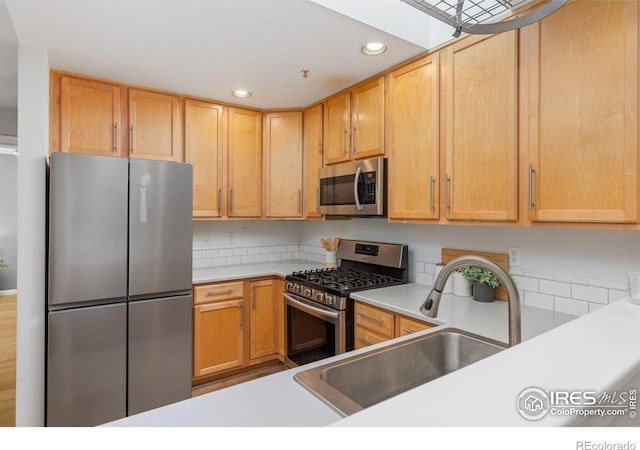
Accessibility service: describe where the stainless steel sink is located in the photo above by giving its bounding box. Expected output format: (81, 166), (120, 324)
(294, 328), (506, 416)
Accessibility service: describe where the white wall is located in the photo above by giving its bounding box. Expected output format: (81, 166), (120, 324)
(0, 151), (17, 290)
(0, 107), (18, 136)
(16, 43), (48, 427)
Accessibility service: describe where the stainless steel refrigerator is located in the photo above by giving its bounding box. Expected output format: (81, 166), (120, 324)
(46, 153), (193, 427)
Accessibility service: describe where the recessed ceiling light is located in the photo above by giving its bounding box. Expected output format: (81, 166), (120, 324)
(361, 42), (387, 55)
(232, 89), (251, 98)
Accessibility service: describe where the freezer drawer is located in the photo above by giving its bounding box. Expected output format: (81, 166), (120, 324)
(128, 295), (193, 415)
(46, 303), (127, 427)
(128, 159), (193, 298)
(48, 153), (128, 307)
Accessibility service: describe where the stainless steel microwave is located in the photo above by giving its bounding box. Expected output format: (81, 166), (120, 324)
(317, 157), (386, 217)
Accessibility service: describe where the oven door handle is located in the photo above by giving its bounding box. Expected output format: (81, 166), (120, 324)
(284, 293), (342, 322)
(353, 165), (363, 210)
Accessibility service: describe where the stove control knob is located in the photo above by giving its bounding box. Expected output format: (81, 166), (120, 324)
(325, 295), (334, 305)
(304, 288), (312, 297)
(293, 284), (301, 294)
(316, 292), (325, 303)
(285, 282), (294, 291)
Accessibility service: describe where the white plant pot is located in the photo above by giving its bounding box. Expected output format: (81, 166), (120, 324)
(434, 265), (453, 294)
(453, 272), (472, 297)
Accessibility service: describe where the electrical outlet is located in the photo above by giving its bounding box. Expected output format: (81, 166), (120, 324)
(228, 232), (235, 243)
(508, 247), (521, 267)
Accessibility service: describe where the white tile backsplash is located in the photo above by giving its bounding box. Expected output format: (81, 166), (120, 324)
(524, 291), (554, 311)
(553, 296), (589, 316)
(571, 284), (608, 304)
(539, 280), (571, 298)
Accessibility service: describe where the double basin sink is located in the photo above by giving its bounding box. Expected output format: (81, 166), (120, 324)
(295, 327), (506, 416)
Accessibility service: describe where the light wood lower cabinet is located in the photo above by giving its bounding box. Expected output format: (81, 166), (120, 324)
(193, 278), (280, 383)
(354, 301), (436, 349)
(0, 294), (17, 427)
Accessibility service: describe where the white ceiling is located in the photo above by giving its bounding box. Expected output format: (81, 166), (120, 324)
(3, 0), (435, 109)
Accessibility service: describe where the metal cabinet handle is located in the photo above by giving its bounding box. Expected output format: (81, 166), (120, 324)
(230, 189), (234, 213)
(342, 129), (348, 155)
(207, 288), (234, 296)
(357, 336), (374, 346)
(357, 311), (383, 324)
(239, 304), (243, 329)
(297, 190), (302, 214)
(429, 175), (435, 211)
(316, 187), (320, 212)
(130, 124), (134, 153)
(528, 163), (535, 212)
(218, 188), (222, 215)
(251, 285), (256, 309)
(351, 127), (356, 153)
(113, 123), (118, 152)
(353, 165), (364, 211)
(402, 328), (416, 334)
(445, 174), (451, 211)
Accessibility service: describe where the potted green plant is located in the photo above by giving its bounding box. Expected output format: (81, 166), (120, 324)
(0, 257), (7, 269)
(461, 265), (500, 302)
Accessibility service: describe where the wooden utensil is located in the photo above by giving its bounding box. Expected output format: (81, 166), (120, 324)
(327, 237), (333, 251)
(320, 238), (328, 251)
(332, 237), (339, 251)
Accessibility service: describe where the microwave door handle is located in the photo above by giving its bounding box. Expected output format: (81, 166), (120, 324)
(353, 165), (364, 210)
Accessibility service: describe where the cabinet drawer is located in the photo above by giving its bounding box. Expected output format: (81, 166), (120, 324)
(354, 302), (395, 338)
(194, 281), (244, 305)
(354, 325), (391, 350)
(397, 316), (436, 337)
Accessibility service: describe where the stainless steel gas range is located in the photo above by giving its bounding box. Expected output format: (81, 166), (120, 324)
(284, 239), (408, 367)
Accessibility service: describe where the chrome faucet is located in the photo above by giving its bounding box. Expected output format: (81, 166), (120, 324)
(421, 255), (522, 346)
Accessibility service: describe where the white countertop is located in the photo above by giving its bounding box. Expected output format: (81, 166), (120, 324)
(109, 259), (617, 427)
(192, 260), (324, 284)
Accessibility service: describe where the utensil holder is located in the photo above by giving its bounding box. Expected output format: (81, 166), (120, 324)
(326, 251), (337, 268)
(453, 271), (472, 297)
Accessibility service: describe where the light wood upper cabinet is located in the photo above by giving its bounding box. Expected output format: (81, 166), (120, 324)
(193, 299), (244, 377)
(323, 76), (385, 165)
(249, 280), (276, 360)
(523, 0), (639, 223)
(227, 107), (262, 218)
(263, 111), (303, 218)
(185, 99), (226, 218)
(442, 31), (518, 222)
(387, 54), (440, 220)
(351, 77), (385, 160)
(58, 76), (124, 157)
(323, 92), (351, 165)
(129, 88), (183, 162)
(304, 104), (323, 219)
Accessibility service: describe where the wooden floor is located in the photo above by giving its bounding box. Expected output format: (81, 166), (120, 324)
(0, 294), (16, 427)
(192, 362), (287, 397)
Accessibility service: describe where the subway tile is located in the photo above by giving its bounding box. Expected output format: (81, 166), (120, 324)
(240, 255), (255, 264)
(280, 252), (293, 261)
(209, 258), (226, 267)
(287, 244), (299, 253)
(232, 248), (248, 256)
(415, 272), (433, 286)
(588, 280), (627, 291)
(509, 269), (524, 277)
(192, 250), (203, 258)
(571, 284), (608, 304)
(193, 258), (210, 269)
(539, 280), (571, 298)
(203, 249), (219, 258)
(291, 252), (301, 260)
(523, 271), (554, 281)
(415, 262), (426, 274)
(247, 247), (261, 255)
(553, 275), (589, 286)
(225, 256), (241, 265)
(512, 275), (539, 292)
(524, 291), (554, 310)
(218, 248), (233, 257)
(609, 289), (628, 302)
(274, 245), (287, 253)
(267, 254), (281, 262)
(261, 246), (274, 254)
(553, 297), (589, 316)
(254, 254), (268, 263)
(424, 263), (436, 275)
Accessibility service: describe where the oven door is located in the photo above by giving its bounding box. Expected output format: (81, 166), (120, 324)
(317, 157), (385, 216)
(284, 292), (345, 368)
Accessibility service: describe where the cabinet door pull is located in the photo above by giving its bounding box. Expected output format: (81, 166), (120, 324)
(445, 174), (451, 211)
(218, 188), (222, 215)
(402, 328), (416, 334)
(230, 189), (234, 213)
(316, 187), (320, 212)
(113, 123), (119, 152)
(252, 285), (256, 309)
(429, 175), (435, 211)
(239, 304), (243, 329)
(298, 189), (302, 214)
(528, 163), (535, 212)
(207, 288), (234, 296)
(357, 312), (383, 324)
(357, 336), (373, 346)
(130, 124), (134, 153)
(351, 127), (356, 153)
(342, 129), (348, 155)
